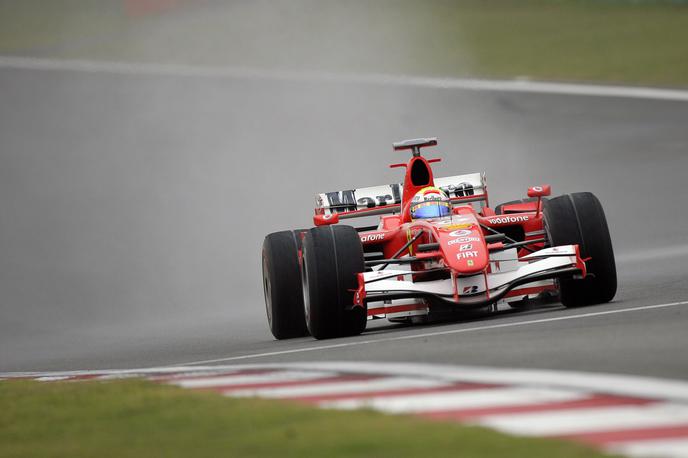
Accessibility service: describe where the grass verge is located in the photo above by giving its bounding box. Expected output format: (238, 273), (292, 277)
(0, 379), (613, 458)
(1, 1), (687, 87)
(429, 0), (688, 86)
(1, 0), (688, 87)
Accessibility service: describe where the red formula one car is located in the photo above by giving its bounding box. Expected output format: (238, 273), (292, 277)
(262, 138), (617, 340)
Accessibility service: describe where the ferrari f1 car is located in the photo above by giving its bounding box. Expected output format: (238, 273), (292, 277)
(262, 138), (617, 340)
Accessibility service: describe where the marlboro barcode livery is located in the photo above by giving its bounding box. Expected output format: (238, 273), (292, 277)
(262, 138), (616, 340)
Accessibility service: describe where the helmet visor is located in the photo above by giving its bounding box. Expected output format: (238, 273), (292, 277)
(411, 201), (451, 219)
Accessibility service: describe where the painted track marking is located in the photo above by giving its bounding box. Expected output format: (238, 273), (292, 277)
(321, 386), (585, 414)
(226, 376), (445, 399)
(177, 300), (688, 366)
(2, 56), (688, 101)
(8, 362), (688, 457)
(478, 403), (688, 437)
(170, 370), (334, 389)
(611, 438), (688, 458)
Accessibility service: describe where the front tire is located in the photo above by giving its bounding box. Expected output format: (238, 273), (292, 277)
(544, 192), (617, 307)
(262, 230), (309, 339)
(302, 225), (367, 339)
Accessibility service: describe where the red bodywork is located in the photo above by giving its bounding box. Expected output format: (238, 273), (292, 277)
(313, 139), (582, 316)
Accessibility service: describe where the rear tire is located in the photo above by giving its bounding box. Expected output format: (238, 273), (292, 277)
(262, 230), (309, 339)
(544, 193), (617, 307)
(302, 225), (367, 339)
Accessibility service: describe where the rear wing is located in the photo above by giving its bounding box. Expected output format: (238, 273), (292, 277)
(315, 173), (488, 219)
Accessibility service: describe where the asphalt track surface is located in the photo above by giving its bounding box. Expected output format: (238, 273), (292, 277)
(1, 62), (687, 378)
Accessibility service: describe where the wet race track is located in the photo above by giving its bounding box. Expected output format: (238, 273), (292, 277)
(1, 60), (687, 379)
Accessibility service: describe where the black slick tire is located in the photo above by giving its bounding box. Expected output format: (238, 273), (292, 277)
(544, 192), (617, 307)
(262, 230), (309, 339)
(302, 225), (367, 339)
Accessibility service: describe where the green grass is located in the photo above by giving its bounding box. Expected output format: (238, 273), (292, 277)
(425, 0), (688, 86)
(0, 0), (686, 86)
(0, 379), (613, 458)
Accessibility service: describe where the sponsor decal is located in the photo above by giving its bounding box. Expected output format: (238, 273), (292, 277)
(467, 259), (474, 266)
(321, 178), (480, 213)
(440, 182), (475, 198)
(463, 285), (479, 294)
(324, 184), (403, 212)
(449, 229), (473, 237)
(459, 243), (473, 251)
(532, 186), (543, 192)
(360, 233), (385, 243)
(325, 190), (357, 212)
(448, 237), (481, 246)
(549, 246), (570, 253)
(449, 236), (481, 244)
(444, 223), (472, 230)
(456, 251), (479, 259)
(488, 215), (530, 225)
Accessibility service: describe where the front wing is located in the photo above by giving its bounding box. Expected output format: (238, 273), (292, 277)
(358, 245), (586, 313)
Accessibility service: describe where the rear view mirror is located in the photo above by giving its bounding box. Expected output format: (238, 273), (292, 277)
(313, 212), (339, 226)
(527, 184), (551, 198)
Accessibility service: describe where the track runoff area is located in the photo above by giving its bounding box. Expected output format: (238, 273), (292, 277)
(5, 356), (688, 458)
(2, 56), (688, 457)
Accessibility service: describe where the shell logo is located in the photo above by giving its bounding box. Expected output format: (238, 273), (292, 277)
(449, 229), (472, 237)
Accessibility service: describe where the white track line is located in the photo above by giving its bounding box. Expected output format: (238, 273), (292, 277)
(178, 300), (688, 366)
(34, 376), (74, 382)
(171, 370), (333, 389)
(226, 377), (446, 399)
(1, 55), (688, 101)
(5, 358), (688, 403)
(322, 386), (585, 414)
(611, 438), (688, 458)
(225, 361), (688, 403)
(9, 360), (688, 457)
(479, 403), (688, 437)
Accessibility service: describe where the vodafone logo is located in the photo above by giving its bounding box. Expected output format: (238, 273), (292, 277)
(488, 215), (530, 225)
(360, 233), (385, 242)
(532, 186), (543, 192)
(449, 229), (472, 237)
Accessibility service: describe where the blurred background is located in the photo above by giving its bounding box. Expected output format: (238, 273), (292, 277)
(2, 0), (688, 84)
(1, 0), (687, 370)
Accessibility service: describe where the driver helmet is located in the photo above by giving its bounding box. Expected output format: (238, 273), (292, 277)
(410, 186), (451, 220)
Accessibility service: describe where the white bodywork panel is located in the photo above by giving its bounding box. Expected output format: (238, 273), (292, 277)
(364, 245), (578, 311)
(316, 173), (486, 216)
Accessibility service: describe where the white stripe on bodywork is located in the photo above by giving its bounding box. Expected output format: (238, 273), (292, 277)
(363, 245), (578, 296)
(171, 370), (334, 389)
(2, 56), (688, 102)
(321, 386), (585, 413)
(478, 403), (688, 437)
(225, 377), (446, 398)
